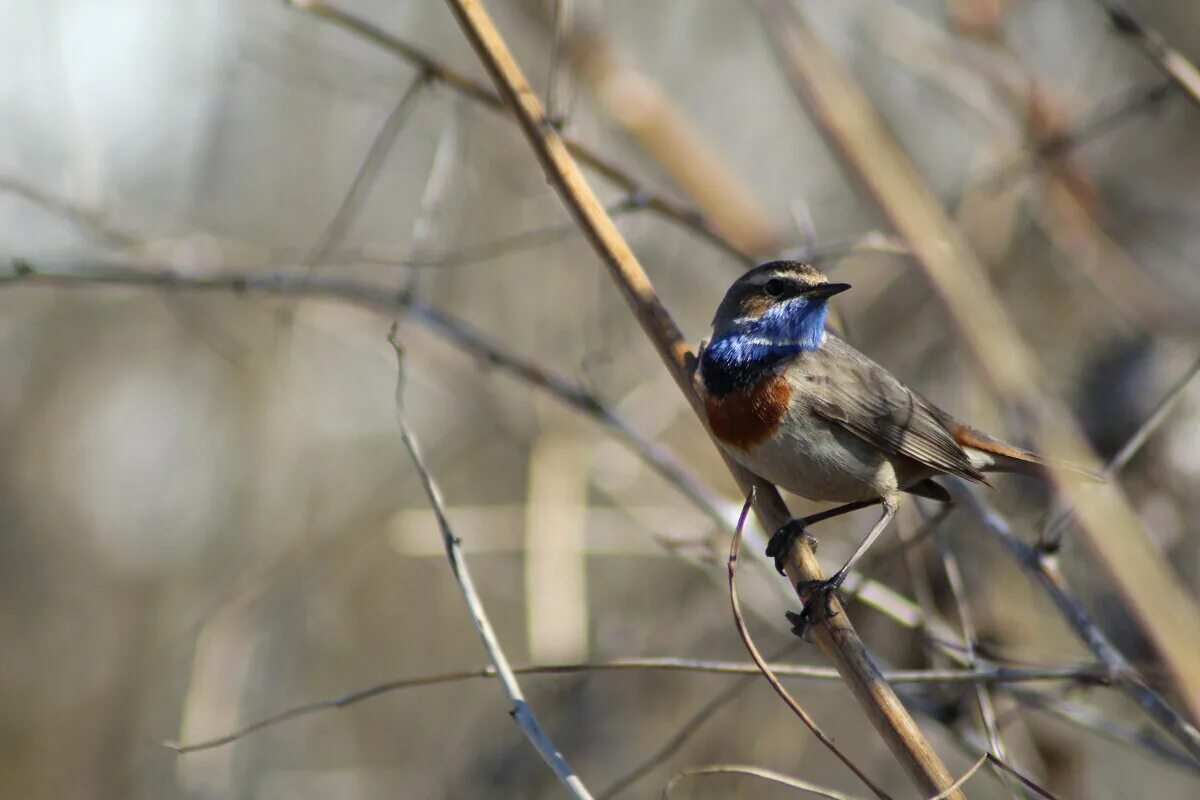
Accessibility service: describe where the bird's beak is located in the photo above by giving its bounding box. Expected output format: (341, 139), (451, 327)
(804, 282), (851, 300)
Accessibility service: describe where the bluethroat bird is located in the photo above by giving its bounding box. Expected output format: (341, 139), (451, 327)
(695, 261), (1098, 637)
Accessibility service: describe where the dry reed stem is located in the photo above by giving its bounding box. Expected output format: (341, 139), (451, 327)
(758, 0), (1200, 724)
(438, 0), (968, 795)
(568, 26), (784, 256)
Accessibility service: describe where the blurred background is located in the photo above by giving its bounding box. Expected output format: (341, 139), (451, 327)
(3, 0), (1200, 797)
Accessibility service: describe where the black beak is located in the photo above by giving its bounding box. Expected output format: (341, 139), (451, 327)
(805, 282), (851, 300)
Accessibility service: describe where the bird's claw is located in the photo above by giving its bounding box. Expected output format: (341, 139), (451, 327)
(765, 519), (819, 576)
(785, 574), (846, 640)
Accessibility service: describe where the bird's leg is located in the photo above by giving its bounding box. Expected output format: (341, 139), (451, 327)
(786, 495), (900, 639)
(765, 499), (878, 576)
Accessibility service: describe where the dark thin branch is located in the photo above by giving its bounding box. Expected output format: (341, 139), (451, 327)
(936, 538), (1021, 799)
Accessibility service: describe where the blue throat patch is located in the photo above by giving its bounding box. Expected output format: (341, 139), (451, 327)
(700, 298), (828, 396)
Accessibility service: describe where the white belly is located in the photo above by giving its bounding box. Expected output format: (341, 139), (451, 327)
(723, 402), (922, 503)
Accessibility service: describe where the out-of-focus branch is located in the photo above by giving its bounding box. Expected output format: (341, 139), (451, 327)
(287, 0), (754, 263)
(1096, 2), (1200, 107)
(307, 72), (429, 263)
(567, 26), (784, 257)
(387, 333), (593, 798)
(758, 0), (1200, 724)
(438, 0), (968, 796)
(953, 484), (1200, 762)
(1040, 353), (1200, 549)
(0, 175), (139, 250)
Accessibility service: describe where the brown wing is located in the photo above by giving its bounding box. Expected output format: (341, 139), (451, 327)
(805, 336), (989, 485)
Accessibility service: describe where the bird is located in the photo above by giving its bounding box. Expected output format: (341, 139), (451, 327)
(694, 260), (1098, 637)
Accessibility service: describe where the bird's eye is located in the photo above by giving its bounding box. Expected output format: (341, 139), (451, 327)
(764, 278), (787, 298)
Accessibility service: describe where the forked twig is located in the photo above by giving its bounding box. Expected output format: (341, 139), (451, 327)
(385, 328), (592, 799)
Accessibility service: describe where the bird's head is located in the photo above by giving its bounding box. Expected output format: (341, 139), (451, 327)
(699, 262), (849, 395)
(710, 261), (849, 345)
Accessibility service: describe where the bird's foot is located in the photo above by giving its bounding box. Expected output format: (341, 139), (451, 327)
(765, 519), (819, 576)
(784, 571), (846, 640)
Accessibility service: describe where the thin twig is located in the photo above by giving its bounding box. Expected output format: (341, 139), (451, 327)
(937, 538), (1022, 799)
(286, 0), (754, 264)
(596, 641), (801, 800)
(1009, 686), (1200, 773)
(729, 492), (894, 800)
(438, 1), (969, 794)
(307, 72), (429, 263)
(662, 764), (864, 800)
(164, 653), (1101, 755)
(385, 328), (593, 798)
(964, 79), (1175, 197)
(984, 753), (1062, 800)
(0, 175), (139, 250)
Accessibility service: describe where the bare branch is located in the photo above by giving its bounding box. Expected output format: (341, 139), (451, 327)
(386, 328), (593, 798)
(437, 0), (970, 794)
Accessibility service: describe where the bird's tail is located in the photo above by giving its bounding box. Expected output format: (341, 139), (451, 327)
(949, 423), (1104, 482)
